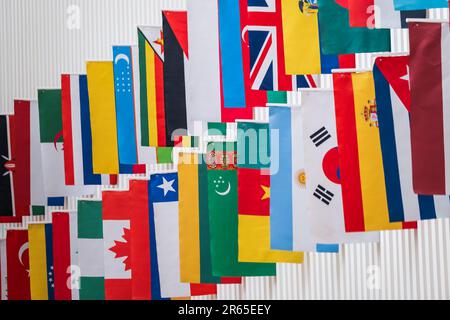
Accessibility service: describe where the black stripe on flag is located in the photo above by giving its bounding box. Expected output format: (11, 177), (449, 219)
(313, 185), (334, 206)
(310, 127), (331, 147)
(0, 116), (14, 216)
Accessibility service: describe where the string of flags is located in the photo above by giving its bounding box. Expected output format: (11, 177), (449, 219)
(1, 0), (450, 300)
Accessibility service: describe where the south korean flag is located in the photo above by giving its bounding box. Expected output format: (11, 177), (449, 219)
(301, 89), (379, 249)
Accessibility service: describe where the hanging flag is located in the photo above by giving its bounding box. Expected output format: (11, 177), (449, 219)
(61, 74), (117, 186)
(348, 0), (375, 28)
(236, 121), (304, 261)
(0, 115), (16, 222)
(206, 142), (276, 276)
(186, 0), (222, 133)
(112, 46), (139, 166)
(13, 101), (47, 217)
(332, 70), (407, 232)
(281, 0), (354, 75)
(150, 173), (217, 298)
(128, 180), (151, 300)
(28, 223), (54, 300)
(38, 89), (97, 198)
(77, 200), (105, 300)
(301, 89), (380, 250)
(374, 0), (425, 29)
(86, 62), (120, 174)
(102, 190), (133, 300)
(162, 11), (189, 146)
(374, 55), (450, 221)
(269, 106), (306, 251)
(409, 21), (450, 196)
(6, 229), (31, 300)
(52, 211), (77, 300)
(317, 0), (391, 55)
(394, 0), (448, 10)
(138, 26), (166, 148)
(0, 239), (7, 300)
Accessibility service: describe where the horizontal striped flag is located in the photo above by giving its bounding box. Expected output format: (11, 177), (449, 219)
(394, 0), (448, 10)
(374, 55), (450, 221)
(374, 0), (426, 29)
(409, 21), (450, 196)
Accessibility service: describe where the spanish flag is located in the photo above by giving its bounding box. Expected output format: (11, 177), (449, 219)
(28, 224), (54, 300)
(332, 70), (414, 232)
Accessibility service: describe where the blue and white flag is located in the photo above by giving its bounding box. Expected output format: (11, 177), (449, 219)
(393, 0), (448, 10)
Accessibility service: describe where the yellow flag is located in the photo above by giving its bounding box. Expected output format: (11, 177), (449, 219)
(281, 0), (321, 75)
(86, 61), (119, 174)
(28, 224), (49, 300)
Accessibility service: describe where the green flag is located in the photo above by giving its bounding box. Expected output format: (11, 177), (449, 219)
(317, 0), (391, 55)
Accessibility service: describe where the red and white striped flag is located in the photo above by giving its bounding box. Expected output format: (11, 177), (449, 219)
(409, 20), (450, 195)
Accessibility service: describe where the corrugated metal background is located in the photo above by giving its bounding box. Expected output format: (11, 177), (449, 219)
(1, 0), (450, 300)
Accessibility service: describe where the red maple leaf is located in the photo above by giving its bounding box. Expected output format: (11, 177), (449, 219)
(108, 228), (132, 271)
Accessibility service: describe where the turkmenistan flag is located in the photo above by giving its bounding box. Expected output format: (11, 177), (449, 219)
(77, 200), (104, 300)
(317, 0), (391, 55)
(38, 89), (96, 198)
(207, 142), (276, 277)
(28, 223), (54, 300)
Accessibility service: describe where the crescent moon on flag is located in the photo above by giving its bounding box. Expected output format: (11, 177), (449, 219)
(114, 53), (130, 65)
(241, 26), (249, 45)
(215, 182), (231, 196)
(18, 242), (29, 267)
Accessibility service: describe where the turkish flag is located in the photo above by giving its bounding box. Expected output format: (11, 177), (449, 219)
(6, 230), (31, 300)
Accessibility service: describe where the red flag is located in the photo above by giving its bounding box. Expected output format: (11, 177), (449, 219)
(6, 230), (31, 300)
(348, 0), (375, 28)
(52, 212), (72, 300)
(129, 180), (151, 300)
(238, 168), (270, 216)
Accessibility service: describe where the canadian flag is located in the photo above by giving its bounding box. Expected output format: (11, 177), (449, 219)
(409, 20), (450, 195)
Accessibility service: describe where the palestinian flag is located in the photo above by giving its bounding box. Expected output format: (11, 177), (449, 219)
(138, 26), (166, 148)
(162, 11), (189, 146)
(0, 115), (16, 222)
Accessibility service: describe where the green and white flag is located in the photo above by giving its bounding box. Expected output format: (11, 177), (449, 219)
(77, 200), (104, 300)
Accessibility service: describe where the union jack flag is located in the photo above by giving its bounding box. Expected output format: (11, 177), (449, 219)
(246, 0), (317, 91)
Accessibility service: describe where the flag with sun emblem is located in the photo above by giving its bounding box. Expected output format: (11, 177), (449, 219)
(102, 190), (132, 300)
(6, 229), (31, 300)
(269, 105), (307, 252)
(0, 115), (16, 221)
(301, 89), (379, 251)
(236, 121), (303, 263)
(28, 223), (55, 300)
(150, 172), (217, 298)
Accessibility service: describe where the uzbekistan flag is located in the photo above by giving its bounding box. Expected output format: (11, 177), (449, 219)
(409, 20), (450, 196)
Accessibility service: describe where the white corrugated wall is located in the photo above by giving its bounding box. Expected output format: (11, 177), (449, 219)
(1, 0), (450, 300)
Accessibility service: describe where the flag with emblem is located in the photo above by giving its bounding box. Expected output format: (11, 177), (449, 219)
(207, 142), (276, 276)
(138, 26), (166, 148)
(162, 11), (189, 147)
(12, 101), (47, 217)
(112, 46), (138, 166)
(0, 239), (7, 300)
(6, 229), (31, 300)
(86, 62), (120, 174)
(332, 70), (416, 232)
(409, 21), (450, 196)
(394, 0), (448, 10)
(38, 89), (96, 198)
(52, 211), (79, 300)
(102, 190), (133, 300)
(281, 0), (355, 75)
(0, 115), (16, 221)
(61, 74), (118, 186)
(301, 89), (380, 250)
(374, 0), (425, 29)
(28, 223), (54, 300)
(374, 54), (450, 221)
(237, 121), (304, 262)
(317, 0), (391, 55)
(150, 172), (217, 298)
(269, 105), (307, 251)
(77, 200), (105, 300)
(178, 152), (241, 285)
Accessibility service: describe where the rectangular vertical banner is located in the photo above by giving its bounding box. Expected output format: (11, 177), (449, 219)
(0, 115), (16, 221)
(6, 230), (31, 300)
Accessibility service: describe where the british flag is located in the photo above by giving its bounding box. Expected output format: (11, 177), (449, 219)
(246, 0), (317, 91)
